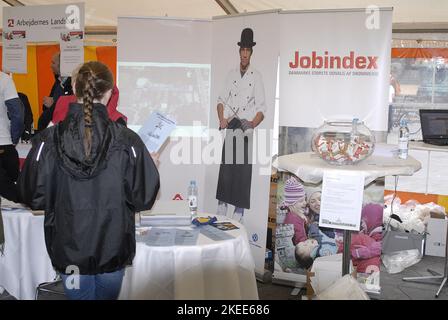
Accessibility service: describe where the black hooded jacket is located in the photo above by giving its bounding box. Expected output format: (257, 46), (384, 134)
(18, 103), (159, 275)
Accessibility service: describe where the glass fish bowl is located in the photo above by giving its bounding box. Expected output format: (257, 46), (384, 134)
(311, 119), (375, 165)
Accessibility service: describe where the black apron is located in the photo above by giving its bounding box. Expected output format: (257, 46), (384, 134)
(216, 126), (253, 209)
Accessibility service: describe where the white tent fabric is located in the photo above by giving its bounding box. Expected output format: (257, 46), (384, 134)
(1, 0), (448, 27)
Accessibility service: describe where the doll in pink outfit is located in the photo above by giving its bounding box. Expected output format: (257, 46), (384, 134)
(350, 203), (383, 273)
(282, 176), (308, 245)
(351, 233), (381, 273)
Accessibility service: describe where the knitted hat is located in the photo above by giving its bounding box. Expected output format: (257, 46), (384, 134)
(283, 176), (305, 206)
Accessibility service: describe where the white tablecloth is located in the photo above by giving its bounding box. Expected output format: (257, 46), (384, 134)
(118, 218), (258, 300)
(0, 208), (258, 300)
(0, 208), (56, 300)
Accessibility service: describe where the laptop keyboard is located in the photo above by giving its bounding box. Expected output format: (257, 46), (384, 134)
(425, 139), (448, 146)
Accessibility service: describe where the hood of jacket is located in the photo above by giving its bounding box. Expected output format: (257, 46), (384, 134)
(55, 102), (115, 179)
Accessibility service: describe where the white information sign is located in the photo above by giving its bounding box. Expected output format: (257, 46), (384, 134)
(3, 3), (84, 42)
(59, 30), (84, 77)
(2, 30), (27, 74)
(319, 170), (365, 231)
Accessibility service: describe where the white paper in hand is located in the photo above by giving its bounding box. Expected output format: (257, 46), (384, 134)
(138, 112), (176, 153)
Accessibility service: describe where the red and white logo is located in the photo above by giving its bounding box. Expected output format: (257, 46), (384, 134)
(7, 19), (14, 27)
(172, 194), (183, 200)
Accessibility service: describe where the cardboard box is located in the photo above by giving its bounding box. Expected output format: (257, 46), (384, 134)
(425, 217), (447, 257)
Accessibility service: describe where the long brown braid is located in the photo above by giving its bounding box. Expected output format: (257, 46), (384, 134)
(74, 61), (114, 157)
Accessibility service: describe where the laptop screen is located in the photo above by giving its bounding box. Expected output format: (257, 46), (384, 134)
(419, 109), (448, 140)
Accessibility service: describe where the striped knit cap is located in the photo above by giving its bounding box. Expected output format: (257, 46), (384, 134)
(283, 176), (306, 206)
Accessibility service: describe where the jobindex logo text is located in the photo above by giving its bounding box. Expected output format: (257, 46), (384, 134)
(289, 51), (378, 70)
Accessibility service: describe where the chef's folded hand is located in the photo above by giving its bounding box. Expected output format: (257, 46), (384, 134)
(240, 119), (254, 132)
(219, 118), (228, 129)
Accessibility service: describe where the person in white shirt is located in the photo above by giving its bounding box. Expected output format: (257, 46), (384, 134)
(0, 71), (24, 252)
(0, 71), (23, 202)
(216, 28), (266, 223)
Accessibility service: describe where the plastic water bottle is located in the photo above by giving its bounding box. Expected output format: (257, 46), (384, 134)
(188, 180), (198, 219)
(351, 118), (359, 143)
(398, 118), (409, 160)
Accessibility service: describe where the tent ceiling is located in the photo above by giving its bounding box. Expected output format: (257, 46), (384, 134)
(16, 0), (225, 25)
(1, 0), (447, 27)
(233, 0), (448, 24)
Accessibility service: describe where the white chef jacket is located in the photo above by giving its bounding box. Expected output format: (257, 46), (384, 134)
(217, 65), (266, 121)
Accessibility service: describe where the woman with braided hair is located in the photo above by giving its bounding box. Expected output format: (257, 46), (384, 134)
(18, 61), (160, 300)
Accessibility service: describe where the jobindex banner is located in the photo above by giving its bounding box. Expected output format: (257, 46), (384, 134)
(3, 3), (84, 42)
(274, 8), (392, 296)
(279, 8), (392, 131)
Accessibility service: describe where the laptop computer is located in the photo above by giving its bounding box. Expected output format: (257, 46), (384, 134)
(419, 109), (448, 146)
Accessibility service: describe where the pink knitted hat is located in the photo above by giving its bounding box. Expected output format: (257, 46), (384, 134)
(283, 176), (306, 206)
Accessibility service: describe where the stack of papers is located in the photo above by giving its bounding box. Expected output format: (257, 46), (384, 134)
(137, 227), (200, 246)
(140, 215), (192, 227)
(200, 225), (235, 241)
(139, 200), (191, 229)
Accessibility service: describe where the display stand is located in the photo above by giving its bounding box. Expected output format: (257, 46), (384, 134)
(274, 151), (421, 279)
(342, 231), (352, 275)
(402, 216), (448, 298)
